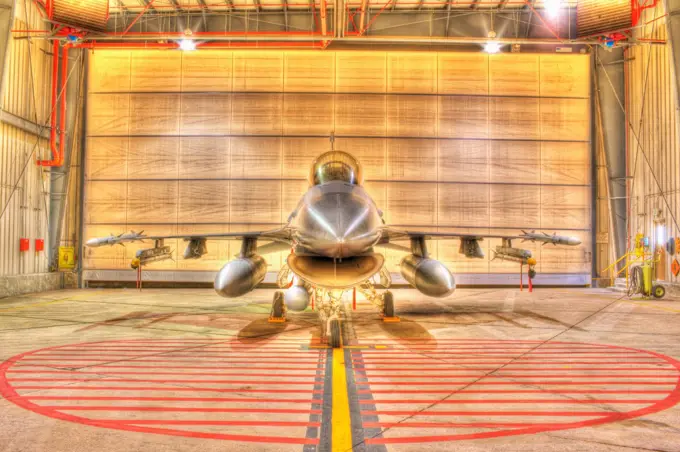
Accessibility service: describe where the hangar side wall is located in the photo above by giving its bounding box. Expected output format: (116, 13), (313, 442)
(627, 4), (680, 284)
(0, 0), (58, 296)
(83, 50), (592, 285)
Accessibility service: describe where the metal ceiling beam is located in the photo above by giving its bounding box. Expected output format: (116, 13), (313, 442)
(663, 0), (680, 138)
(359, 0), (368, 33)
(595, 47), (628, 261)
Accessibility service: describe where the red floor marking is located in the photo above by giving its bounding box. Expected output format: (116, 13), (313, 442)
(49, 406), (321, 414)
(16, 365), (325, 371)
(9, 370), (321, 377)
(361, 410), (613, 416)
(353, 339), (680, 444)
(113, 420), (321, 427)
(354, 367), (676, 371)
(359, 389), (670, 394)
(9, 378), (322, 384)
(26, 396), (318, 403)
(14, 386), (323, 394)
(360, 399), (659, 404)
(0, 340), (326, 445)
(357, 381), (676, 385)
(356, 374), (677, 379)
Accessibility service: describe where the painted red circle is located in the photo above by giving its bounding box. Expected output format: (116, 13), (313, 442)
(1, 339), (679, 445)
(351, 339), (680, 444)
(0, 339), (325, 445)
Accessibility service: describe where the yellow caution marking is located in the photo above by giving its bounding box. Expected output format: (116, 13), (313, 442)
(622, 300), (680, 314)
(374, 345), (388, 349)
(0, 297), (73, 313)
(332, 347), (352, 451)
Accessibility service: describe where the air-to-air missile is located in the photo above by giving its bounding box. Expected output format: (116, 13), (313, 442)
(520, 230), (582, 246)
(86, 230), (145, 247)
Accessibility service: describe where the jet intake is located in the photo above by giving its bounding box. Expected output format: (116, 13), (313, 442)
(214, 255), (267, 298)
(284, 277), (310, 311)
(400, 254), (455, 298)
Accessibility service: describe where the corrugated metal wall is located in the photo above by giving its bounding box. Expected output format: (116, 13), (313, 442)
(83, 49), (592, 283)
(626, 3), (680, 283)
(0, 0), (51, 277)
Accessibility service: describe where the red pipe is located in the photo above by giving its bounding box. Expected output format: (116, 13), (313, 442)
(38, 41), (61, 167)
(38, 44), (70, 167)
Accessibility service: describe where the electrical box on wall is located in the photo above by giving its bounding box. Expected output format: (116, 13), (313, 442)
(35, 239), (45, 252)
(19, 238), (30, 252)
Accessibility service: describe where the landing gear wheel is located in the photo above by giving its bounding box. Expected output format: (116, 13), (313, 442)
(652, 285), (666, 299)
(329, 319), (341, 348)
(271, 291), (285, 318)
(382, 291), (394, 318)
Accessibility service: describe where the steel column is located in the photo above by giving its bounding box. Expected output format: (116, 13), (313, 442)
(48, 48), (83, 270)
(595, 47), (628, 261)
(663, 0), (680, 137)
(0, 0), (16, 103)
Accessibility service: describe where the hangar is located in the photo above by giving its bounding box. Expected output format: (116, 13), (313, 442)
(1, 0), (680, 450)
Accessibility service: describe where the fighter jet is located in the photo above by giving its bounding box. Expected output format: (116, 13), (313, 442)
(86, 147), (582, 347)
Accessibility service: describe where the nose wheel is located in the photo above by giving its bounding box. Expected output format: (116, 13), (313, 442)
(329, 318), (341, 348)
(382, 290), (394, 317)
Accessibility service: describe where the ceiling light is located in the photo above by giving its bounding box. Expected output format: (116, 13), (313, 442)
(544, 0), (561, 18)
(484, 40), (501, 54)
(179, 39), (196, 51)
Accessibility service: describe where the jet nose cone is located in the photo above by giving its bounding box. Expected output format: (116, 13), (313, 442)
(85, 238), (100, 247)
(568, 237), (582, 246)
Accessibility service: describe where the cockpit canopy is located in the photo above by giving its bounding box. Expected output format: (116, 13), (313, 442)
(308, 151), (363, 186)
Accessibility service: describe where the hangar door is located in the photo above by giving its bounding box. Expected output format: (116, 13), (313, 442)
(83, 50), (591, 285)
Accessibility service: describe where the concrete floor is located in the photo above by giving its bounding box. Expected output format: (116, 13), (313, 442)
(1, 287), (680, 452)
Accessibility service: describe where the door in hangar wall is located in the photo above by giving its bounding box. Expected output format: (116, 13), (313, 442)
(82, 50), (592, 285)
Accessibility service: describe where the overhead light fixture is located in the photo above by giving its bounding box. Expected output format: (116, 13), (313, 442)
(544, 0), (561, 18)
(179, 38), (196, 51)
(484, 40), (501, 54)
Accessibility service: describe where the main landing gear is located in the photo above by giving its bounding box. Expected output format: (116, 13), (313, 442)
(268, 291), (286, 323)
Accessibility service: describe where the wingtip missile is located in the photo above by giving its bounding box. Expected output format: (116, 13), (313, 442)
(519, 231), (581, 246)
(86, 230), (147, 247)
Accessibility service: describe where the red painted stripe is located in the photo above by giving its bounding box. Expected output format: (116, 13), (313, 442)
(9, 378), (322, 384)
(356, 381), (676, 386)
(111, 420), (321, 427)
(359, 389), (671, 394)
(355, 351), (649, 355)
(35, 354), (324, 360)
(16, 365), (325, 371)
(9, 370), (321, 377)
(360, 399), (658, 404)
(356, 374), (678, 379)
(353, 367), (676, 372)
(363, 421), (587, 428)
(353, 357), (664, 361)
(27, 396), (318, 403)
(21, 359), (324, 364)
(49, 406), (321, 414)
(360, 410), (612, 416)
(14, 386), (323, 393)
(353, 360), (665, 365)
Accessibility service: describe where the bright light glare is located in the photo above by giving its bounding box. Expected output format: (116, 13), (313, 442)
(656, 223), (666, 247)
(484, 40), (501, 54)
(179, 39), (196, 51)
(544, 0), (561, 18)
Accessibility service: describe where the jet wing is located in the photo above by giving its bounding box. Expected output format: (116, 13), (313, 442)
(381, 228), (581, 245)
(86, 227), (293, 248)
(380, 227), (582, 260)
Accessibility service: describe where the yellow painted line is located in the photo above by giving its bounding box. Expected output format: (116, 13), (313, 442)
(374, 345), (387, 349)
(343, 345), (369, 350)
(622, 299), (680, 314)
(0, 297), (74, 313)
(332, 347), (352, 452)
